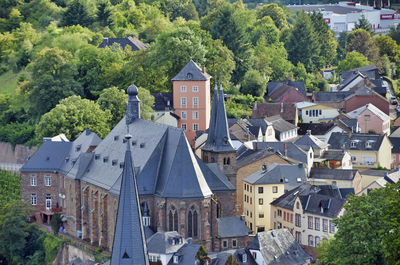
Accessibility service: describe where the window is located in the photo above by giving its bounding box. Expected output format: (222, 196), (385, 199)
(277, 222), (282, 229)
(188, 206), (198, 238)
(232, 239), (237, 247)
(46, 194), (51, 210)
(45, 175), (51, 186)
(31, 194), (37, 205)
(181, 111), (187, 119)
(193, 124), (199, 131)
(193, 111), (199, 120)
(30, 175), (37, 186)
(295, 214), (301, 227)
(290, 213), (293, 223)
(364, 115), (371, 121)
(277, 209), (282, 217)
(295, 232), (301, 243)
(351, 141), (356, 148)
(250, 212), (252, 218)
(169, 206), (178, 232)
(193, 97), (198, 106)
(180, 85), (187, 92)
(315, 217), (320, 231)
(181, 97), (186, 106)
(351, 156), (357, 162)
(319, 110), (322, 115)
(305, 110), (308, 115)
(192, 86), (198, 92)
(284, 212), (286, 221)
(149, 255), (160, 262)
(308, 216), (313, 229)
(296, 202), (300, 209)
(257, 227), (265, 233)
(259, 213), (264, 218)
(250, 197), (252, 205)
(258, 187), (263, 194)
(259, 198), (263, 205)
(272, 186), (278, 193)
(315, 236), (321, 247)
(323, 219), (328, 232)
(329, 220), (335, 233)
(181, 124), (186, 131)
(308, 235), (314, 247)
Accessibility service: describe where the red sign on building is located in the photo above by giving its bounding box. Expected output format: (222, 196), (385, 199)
(381, 14), (394, 19)
(324, 18), (331, 24)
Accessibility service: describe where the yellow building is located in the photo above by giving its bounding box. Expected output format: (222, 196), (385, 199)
(300, 104), (339, 123)
(243, 163), (307, 234)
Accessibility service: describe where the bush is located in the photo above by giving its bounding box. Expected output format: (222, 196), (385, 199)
(43, 234), (64, 264)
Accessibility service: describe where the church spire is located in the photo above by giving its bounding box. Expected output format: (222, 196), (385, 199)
(202, 80), (234, 152)
(110, 134), (149, 265)
(203, 79), (219, 150)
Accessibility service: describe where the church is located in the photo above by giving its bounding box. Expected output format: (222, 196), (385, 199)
(20, 68), (238, 251)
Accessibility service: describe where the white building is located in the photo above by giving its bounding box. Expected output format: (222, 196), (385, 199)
(287, 2), (400, 33)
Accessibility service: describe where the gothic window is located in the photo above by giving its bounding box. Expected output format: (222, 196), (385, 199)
(169, 206), (178, 232)
(188, 206), (198, 238)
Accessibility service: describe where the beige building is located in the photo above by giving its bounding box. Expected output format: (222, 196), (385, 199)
(271, 184), (347, 248)
(328, 132), (392, 169)
(308, 168), (362, 194)
(243, 164), (307, 233)
(301, 104), (339, 123)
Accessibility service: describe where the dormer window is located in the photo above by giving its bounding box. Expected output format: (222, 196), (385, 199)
(132, 140), (137, 146)
(366, 141), (372, 148)
(76, 145), (81, 152)
(173, 255), (179, 264)
(140, 143), (145, 148)
(95, 154), (100, 160)
(103, 157), (108, 163)
(187, 73), (193, 80)
(242, 253), (247, 263)
(112, 160), (117, 166)
(114, 135), (119, 141)
(351, 141), (357, 148)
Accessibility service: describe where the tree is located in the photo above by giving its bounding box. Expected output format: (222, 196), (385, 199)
(354, 14), (372, 33)
(96, 0), (112, 27)
(209, 3), (252, 84)
(251, 17), (280, 46)
(205, 39), (235, 88)
(225, 255), (239, 265)
(61, 0), (94, 27)
(159, 0), (199, 21)
(285, 12), (320, 72)
(318, 182), (400, 265)
(256, 3), (288, 30)
(374, 35), (400, 62)
(337, 52), (371, 73)
(346, 29), (382, 71)
(35, 95), (111, 141)
(97, 87), (127, 128)
(24, 47), (83, 117)
(309, 11), (337, 66)
(0, 201), (45, 265)
(389, 23), (400, 45)
(50, 212), (62, 235)
(240, 69), (267, 97)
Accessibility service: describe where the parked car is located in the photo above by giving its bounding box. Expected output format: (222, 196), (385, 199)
(391, 96), (398, 105)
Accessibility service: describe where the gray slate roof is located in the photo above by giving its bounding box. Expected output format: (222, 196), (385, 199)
(312, 91), (352, 102)
(265, 116), (297, 133)
(147, 231), (186, 254)
(172, 60), (211, 81)
(267, 81), (306, 97)
(247, 229), (311, 265)
(152, 92), (173, 111)
(253, 142), (309, 165)
(110, 138), (149, 265)
(166, 244), (202, 265)
(328, 132), (386, 151)
(217, 217), (249, 238)
(320, 150), (347, 160)
(294, 132), (329, 150)
(271, 184), (346, 218)
(243, 164), (307, 191)
(98, 36), (147, 51)
(309, 168), (358, 181)
(236, 148), (276, 168)
(297, 122), (335, 135)
(389, 137), (400, 153)
(211, 249), (257, 265)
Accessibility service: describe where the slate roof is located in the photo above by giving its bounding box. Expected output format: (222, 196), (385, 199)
(253, 142), (309, 165)
(338, 71), (365, 90)
(147, 231), (186, 254)
(267, 84), (308, 103)
(217, 217), (249, 238)
(236, 148), (277, 168)
(340, 65), (379, 81)
(243, 164), (307, 191)
(152, 92), (173, 111)
(309, 168), (358, 181)
(171, 60), (211, 81)
(98, 36), (147, 51)
(211, 249), (257, 265)
(271, 184), (346, 218)
(297, 123), (335, 135)
(110, 137), (149, 265)
(252, 103), (297, 124)
(264, 116), (297, 133)
(267, 81), (306, 97)
(389, 137), (400, 153)
(328, 132), (386, 151)
(202, 83), (235, 152)
(344, 86), (385, 101)
(294, 132), (329, 150)
(287, 4), (372, 15)
(312, 91), (352, 102)
(247, 229), (311, 265)
(320, 150), (347, 160)
(337, 118), (358, 132)
(166, 244), (201, 265)
(346, 103), (389, 121)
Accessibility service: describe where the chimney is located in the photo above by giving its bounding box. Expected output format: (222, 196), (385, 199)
(280, 102), (284, 113)
(85, 127), (91, 135)
(306, 130), (312, 135)
(284, 143), (287, 157)
(201, 65), (205, 73)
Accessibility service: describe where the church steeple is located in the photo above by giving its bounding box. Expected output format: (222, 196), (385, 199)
(126, 84), (140, 124)
(110, 134), (149, 265)
(202, 81), (234, 153)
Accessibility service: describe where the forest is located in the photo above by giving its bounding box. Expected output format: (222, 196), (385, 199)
(1, 0), (400, 145)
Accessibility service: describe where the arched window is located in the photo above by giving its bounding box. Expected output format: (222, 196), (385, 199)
(188, 206), (198, 238)
(168, 206), (178, 232)
(223, 158), (227, 165)
(227, 157), (230, 165)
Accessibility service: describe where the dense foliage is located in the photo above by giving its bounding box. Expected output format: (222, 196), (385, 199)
(0, 0), (400, 145)
(317, 182), (400, 265)
(0, 169), (20, 204)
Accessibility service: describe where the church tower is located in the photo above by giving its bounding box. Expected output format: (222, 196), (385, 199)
(201, 82), (236, 185)
(110, 134), (149, 265)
